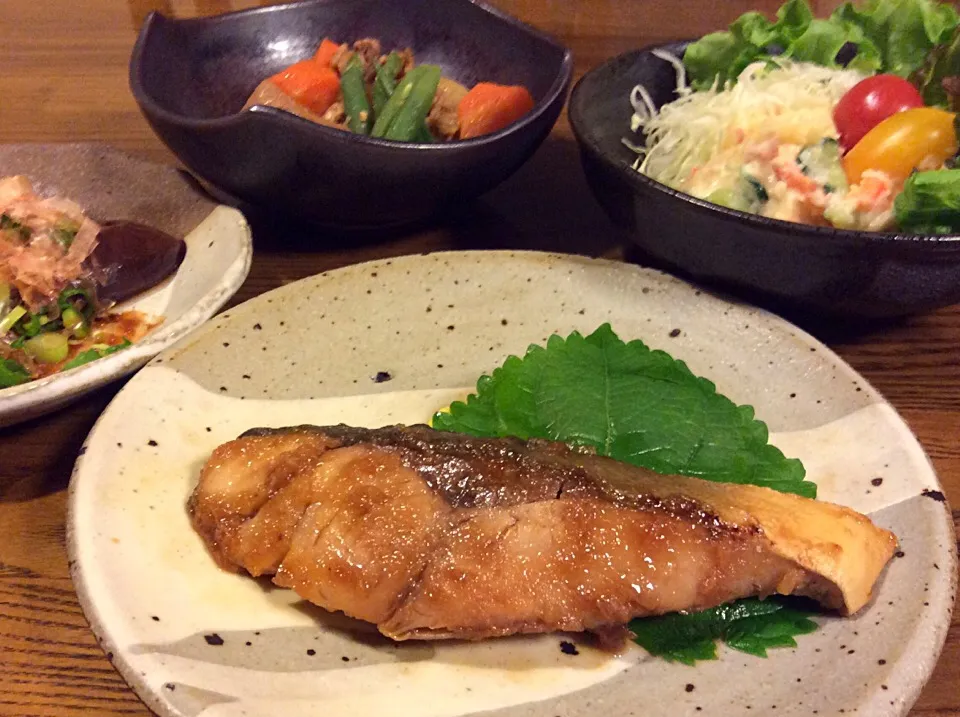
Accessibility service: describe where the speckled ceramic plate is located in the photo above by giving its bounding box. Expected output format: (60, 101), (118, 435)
(0, 143), (252, 427)
(68, 251), (955, 717)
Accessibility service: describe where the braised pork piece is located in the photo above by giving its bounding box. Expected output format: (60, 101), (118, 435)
(189, 424), (896, 641)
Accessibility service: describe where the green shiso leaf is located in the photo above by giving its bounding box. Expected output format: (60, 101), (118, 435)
(432, 323), (819, 664)
(433, 324), (814, 498)
(629, 597), (819, 664)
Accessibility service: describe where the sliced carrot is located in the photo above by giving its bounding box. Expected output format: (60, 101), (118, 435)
(851, 173), (894, 213)
(268, 61), (341, 115)
(313, 38), (340, 69)
(773, 161), (819, 195)
(457, 83), (535, 139)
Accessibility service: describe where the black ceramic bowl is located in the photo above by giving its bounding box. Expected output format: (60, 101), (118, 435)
(130, 0), (572, 230)
(569, 42), (960, 320)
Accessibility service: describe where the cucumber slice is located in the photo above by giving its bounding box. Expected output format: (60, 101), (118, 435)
(798, 138), (848, 194)
(706, 172), (769, 214)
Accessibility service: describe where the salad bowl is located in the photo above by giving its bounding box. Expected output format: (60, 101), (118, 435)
(130, 0), (572, 230)
(569, 41), (960, 320)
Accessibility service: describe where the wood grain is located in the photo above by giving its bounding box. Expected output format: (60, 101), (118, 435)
(0, 0), (957, 715)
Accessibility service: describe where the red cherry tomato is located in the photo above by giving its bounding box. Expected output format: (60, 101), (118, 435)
(833, 75), (925, 150)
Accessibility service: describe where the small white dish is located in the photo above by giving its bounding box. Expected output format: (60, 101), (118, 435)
(68, 251), (955, 717)
(0, 143), (252, 426)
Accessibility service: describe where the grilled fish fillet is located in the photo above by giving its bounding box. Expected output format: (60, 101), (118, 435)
(188, 424), (896, 641)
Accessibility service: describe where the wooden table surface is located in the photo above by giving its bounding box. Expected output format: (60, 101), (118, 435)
(0, 0), (957, 714)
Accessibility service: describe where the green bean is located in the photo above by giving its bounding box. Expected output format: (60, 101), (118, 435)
(371, 66), (422, 138)
(383, 65), (441, 142)
(62, 307), (89, 339)
(413, 122), (435, 143)
(373, 52), (402, 116)
(24, 333), (69, 364)
(341, 56), (372, 135)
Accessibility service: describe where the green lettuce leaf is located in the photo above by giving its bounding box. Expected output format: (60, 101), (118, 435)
(683, 32), (753, 90)
(837, 0), (959, 76)
(790, 19), (862, 66)
(433, 324), (814, 497)
(893, 168), (960, 233)
(911, 26), (960, 107)
(683, 0), (960, 94)
(776, 0), (815, 43)
(730, 12), (778, 47)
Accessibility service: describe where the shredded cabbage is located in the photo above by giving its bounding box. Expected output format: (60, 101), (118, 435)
(628, 57), (864, 194)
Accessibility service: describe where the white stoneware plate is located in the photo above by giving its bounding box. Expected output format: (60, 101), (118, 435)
(0, 144), (253, 427)
(68, 251), (956, 717)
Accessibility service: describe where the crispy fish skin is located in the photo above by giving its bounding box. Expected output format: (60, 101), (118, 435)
(188, 424), (897, 641)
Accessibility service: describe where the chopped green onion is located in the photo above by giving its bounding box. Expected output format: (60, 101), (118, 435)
(23, 333), (69, 364)
(15, 311), (45, 338)
(0, 214), (31, 241)
(9, 336), (25, 349)
(52, 219), (80, 249)
(341, 55), (372, 135)
(58, 285), (96, 321)
(0, 305), (26, 335)
(61, 307), (89, 339)
(61, 339), (132, 372)
(0, 357), (30, 388)
(373, 52), (402, 116)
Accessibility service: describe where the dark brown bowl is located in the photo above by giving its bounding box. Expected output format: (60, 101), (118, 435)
(130, 0), (572, 230)
(569, 42), (960, 320)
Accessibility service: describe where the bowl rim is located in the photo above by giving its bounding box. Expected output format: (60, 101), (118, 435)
(568, 40), (960, 248)
(129, 0), (574, 151)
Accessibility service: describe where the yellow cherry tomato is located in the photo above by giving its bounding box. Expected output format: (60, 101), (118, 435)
(843, 107), (958, 185)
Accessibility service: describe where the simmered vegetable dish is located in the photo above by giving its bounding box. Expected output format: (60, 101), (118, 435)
(244, 37), (536, 142)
